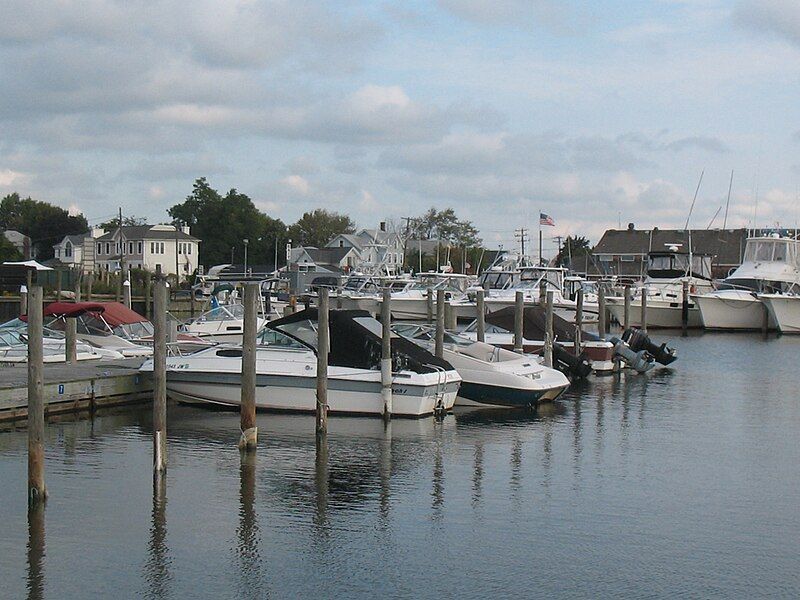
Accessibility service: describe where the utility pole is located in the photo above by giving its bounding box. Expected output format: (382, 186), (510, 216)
(514, 228), (529, 259)
(401, 216), (413, 270)
(553, 235), (564, 266)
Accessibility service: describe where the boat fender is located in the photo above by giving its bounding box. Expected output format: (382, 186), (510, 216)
(609, 337), (654, 373)
(622, 328), (677, 366)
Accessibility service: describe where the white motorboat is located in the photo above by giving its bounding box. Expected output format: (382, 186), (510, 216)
(758, 292), (800, 333)
(393, 323), (569, 407)
(182, 302), (266, 343)
(694, 235), (800, 331)
(140, 309), (461, 417)
(606, 248), (714, 328)
(380, 272), (472, 320)
(0, 320), (122, 363)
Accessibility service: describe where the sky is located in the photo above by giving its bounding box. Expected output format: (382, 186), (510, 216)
(2, 0), (800, 257)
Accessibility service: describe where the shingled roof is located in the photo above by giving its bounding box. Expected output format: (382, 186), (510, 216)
(594, 228), (747, 266)
(95, 225), (199, 241)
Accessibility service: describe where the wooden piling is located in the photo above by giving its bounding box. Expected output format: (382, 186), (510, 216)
(153, 268), (167, 474)
(623, 284), (631, 330)
(123, 278), (132, 309)
(86, 274), (93, 301)
(682, 280), (689, 334)
(641, 286), (648, 333)
(574, 288), (583, 356)
(145, 275), (152, 319)
(20, 285), (27, 316)
(426, 288), (434, 323)
(514, 290), (524, 353)
(65, 318), (78, 365)
(435, 289), (445, 358)
(239, 283), (258, 451)
(539, 281), (546, 306)
(476, 289), (485, 343)
(544, 290), (554, 368)
(27, 285), (46, 505)
(445, 301), (457, 330)
(316, 288), (329, 437)
(381, 288), (393, 420)
(56, 270), (62, 300)
(74, 272), (82, 302)
(598, 286), (607, 340)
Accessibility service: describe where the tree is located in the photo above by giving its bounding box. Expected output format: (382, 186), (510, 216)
(288, 209), (355, 248)
(0, 193), (89, 259)
(99, 215), (149, 230)
(410, 207), (481, 246)
(168, 178), (288, 267)
(555, 235), (592, 266)
(0, 234), (22, 262)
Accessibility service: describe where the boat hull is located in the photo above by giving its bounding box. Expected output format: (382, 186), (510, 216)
(606, 298), (703, 328)
(694, 291), (774, 331)
(456, 380), (568, 408)
(760, 295), (800, 333)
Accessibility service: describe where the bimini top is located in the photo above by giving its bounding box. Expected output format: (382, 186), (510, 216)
(38, 302), (148, 327)
(267, 308), (452, 374)
(485, 306), (600, 343)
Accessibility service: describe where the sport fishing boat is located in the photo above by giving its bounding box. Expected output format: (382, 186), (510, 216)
(460, 306), (616, 375)
(606, 247), (714, 328)
(757, 290), (800, 333)
(393, 323), (569, 407)
(694, 235), (800, 331)
(380, 272), (472, 320)
(140, 309), (461, 417)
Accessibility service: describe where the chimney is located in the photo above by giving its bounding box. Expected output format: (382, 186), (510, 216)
(182, 225), (190, 235)
(627, 222), (635, 231)
(380, 221), (386, 232)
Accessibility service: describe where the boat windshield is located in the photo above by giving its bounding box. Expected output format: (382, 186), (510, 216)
(272, 318), (318, 350)
(343, 277), (379, 293)
(257, 328), (306, 349)
(648, 254), (712, 279)
(518, 268), (562, 290)
(743, 240), (795, 264)
(412, 275), (468, 293)
(717, 278), (789, 293)
(198, 304), (245, 321)
(477, 271), (516, 290)
(113, 321), (154, 340)
(392, 323), (474, 347)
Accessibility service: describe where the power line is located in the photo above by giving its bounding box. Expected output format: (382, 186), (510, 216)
(514, 228), (529, 257)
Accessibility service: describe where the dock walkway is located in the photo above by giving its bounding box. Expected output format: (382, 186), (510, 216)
(0, 359), (153, 422)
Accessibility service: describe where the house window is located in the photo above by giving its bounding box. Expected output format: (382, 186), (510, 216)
(56, 249), (61, 258)
(160, 242), (164, 254)
(65, 242), (72, 258)
(129, 242), (134, 254)
(188, 244), (192, 255)
(97, 243), (102, 255)
(150, 242), (155, 254)
(138, 241), (142, 254)
(339, 240), (344, 247)
(105, 242), (110, 255)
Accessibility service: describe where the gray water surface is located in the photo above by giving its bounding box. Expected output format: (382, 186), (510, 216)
(1, 331), (799, 599)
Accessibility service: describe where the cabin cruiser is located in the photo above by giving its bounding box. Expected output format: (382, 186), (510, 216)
(324, 274), (383, 313)
(0, 320), (122, 363)
(182, 302), (266, 343)
(758, 290), (800, 333)
(460, 306), (616, 375)
(606, 248), (714, 328)
(380, 272), (472, 320)
(694, 235), (800, 330)
(141, 309), (461, 417)
(393, 323), (569, 407)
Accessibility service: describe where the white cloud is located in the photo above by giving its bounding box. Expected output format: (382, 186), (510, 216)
(280, 175), (310, 195)
(0, 169), (27, 187)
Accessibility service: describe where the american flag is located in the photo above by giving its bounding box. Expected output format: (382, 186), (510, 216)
(539, 212), (555, 226)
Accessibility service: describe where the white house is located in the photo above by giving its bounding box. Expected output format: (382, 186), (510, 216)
(94, 224), (200, 280)
(326, 223), (404, 274)
(53, 234), (87, 267)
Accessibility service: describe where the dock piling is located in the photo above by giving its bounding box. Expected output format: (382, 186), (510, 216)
(445, 301), (457, 330)
(316, 288), (329, 437)
(681, 280), (689, 334)
(623, 284), (631, 329)
(539, 282), (546, 306)
(381, 288), (393, 420)
(426, 288), (434, 323)
(514, 291), (524, 353)
(476, 289), (485, 343)
(56, 270), (62, 300)
(20, 284), (27, 316)
(239, 283), (259, 451)
(574, 288), (583, 355)
(544, 290), (554, 368)
(435, 289), (445, 358)
(74, 271), (82, 302)
(27, 285), (46, 505)
(598, 286), (607, 340)
(123, 278), (132, 309)
(641, 286), (648, 334)
(65, 318), (78, 365)
(152, 267), (168, 474)
(86, 274), (93, 301)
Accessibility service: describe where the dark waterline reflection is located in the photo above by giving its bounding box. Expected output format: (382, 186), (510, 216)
(2, 331), (800, 598)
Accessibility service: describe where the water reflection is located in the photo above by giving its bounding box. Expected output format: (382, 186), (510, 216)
(378, 421), (392, 523)
(143, 473), (171, 600)
(27, 503), (45, 600)
(236, 452), (264, 599)
(314, 435), (329, 530)
(471, 441), (483, 508)
(431, 421), (444, 517)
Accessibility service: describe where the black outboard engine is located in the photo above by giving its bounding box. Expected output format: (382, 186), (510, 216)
(552, 342), (593, 379)
(622, 328), (677, 366)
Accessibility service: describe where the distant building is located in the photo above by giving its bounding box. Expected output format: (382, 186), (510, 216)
(591, 225), (749, 279)
(326, 223), (404, 275)
(3, 230), (31, 259)
(94, 224), (200, 280)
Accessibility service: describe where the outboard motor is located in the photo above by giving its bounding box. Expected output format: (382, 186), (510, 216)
(552, 342), (593, 379)
(622, 328), (677, 366)
(609, 336), (653, 373)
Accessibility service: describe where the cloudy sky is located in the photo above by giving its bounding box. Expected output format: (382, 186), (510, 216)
(2, 0), (800, 255)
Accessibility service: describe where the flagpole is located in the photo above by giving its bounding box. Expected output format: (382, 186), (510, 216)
(538, 209), (543, 266)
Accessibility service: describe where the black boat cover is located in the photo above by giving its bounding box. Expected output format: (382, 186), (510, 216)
(267, 308), (453, 374)
(485, 306), (601, 343)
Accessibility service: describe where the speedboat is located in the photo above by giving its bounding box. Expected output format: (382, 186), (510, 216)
(694, 235), (800, 330)
(140, 309), (461, 417)
(182, 302), (266, 343)
(460, 306), (616, 375)
(0, 320), (122, 363)
(606, 247), (714, 328)
(393, 323), (569, 407)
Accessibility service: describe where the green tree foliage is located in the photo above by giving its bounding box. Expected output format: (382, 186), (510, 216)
(99, 215), (149, 230)
(0, 193), (89, 259)
(411, 207), (481, 246)
(555, 235), (592, 266)
(288, 209), (355, 248)
(169, 178), (287, 267)
(0, 234), (22, 262)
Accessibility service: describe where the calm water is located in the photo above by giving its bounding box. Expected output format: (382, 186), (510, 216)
(1, 331), (799, 599)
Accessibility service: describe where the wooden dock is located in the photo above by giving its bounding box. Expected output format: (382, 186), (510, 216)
(0, 358), (153, 422)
